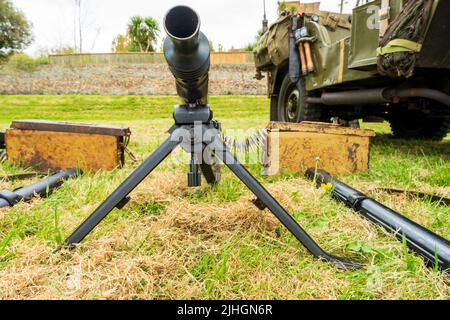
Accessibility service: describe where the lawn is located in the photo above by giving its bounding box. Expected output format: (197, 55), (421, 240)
(0, 95), (449, 299)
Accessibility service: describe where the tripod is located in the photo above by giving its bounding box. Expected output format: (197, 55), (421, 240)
(63, 104), (362, 270)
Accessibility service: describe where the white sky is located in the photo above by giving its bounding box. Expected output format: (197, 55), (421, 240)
(11, 0), (357, 56)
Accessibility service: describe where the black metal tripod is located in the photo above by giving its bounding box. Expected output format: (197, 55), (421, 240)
(63, 104), (362, 270)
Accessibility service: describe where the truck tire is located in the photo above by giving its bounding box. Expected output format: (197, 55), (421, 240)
(277, 74), (321, 122)
(389, 111), (450, 141)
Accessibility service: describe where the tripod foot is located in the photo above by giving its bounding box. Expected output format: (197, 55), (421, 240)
(215, 139), (364, 271)
(197, 144), (221, 185)
(251, 198), (267, 211)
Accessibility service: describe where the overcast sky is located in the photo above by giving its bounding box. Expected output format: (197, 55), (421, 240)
(11, 0), (357, 56)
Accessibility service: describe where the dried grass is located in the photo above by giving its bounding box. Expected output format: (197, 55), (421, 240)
(0, 95), (448, 300)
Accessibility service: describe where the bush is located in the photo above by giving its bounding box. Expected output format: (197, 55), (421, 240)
(5, 53), (48, 72)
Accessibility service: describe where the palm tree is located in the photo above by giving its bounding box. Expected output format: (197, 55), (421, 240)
(127, 16), (159, 52)
(277, 1), (287, 15)
(143, 17), (159, 52)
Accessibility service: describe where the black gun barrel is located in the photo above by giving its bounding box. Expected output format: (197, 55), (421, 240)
(0, 168), (79, 208)
(163, 5), (210, 105)
(305, 169), (450, 272)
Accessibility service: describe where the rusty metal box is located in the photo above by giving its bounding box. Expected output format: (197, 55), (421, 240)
(5, 120), (131, 172)
(265, 122), (376, 176)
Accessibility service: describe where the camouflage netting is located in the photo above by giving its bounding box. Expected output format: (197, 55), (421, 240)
(377, 0), (434, 78)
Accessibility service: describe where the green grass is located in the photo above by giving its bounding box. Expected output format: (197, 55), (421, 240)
(0, 95), (449, 300)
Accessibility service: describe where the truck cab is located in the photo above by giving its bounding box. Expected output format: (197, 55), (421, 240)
(254, 0), (449, 140)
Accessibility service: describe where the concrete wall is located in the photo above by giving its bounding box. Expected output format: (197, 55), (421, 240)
(0, 63), (267, 95)
(48, 52), (255, 66)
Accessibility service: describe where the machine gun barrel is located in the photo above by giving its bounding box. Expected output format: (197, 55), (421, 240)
(163, 5), (210, 105)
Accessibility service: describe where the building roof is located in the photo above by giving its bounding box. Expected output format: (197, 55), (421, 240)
(284, 1), (321, 14)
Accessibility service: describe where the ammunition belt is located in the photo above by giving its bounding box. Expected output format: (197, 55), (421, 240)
(222, 129), (267, 154)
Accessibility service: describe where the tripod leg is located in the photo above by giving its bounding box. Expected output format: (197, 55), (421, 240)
(215, 140), (363, 270)
(197, 144), (221, 185)
(199, 162), (219, 185)
(63, 137), (179, 247)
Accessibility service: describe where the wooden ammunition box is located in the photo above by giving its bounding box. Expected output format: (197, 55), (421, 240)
(5, 120), (131, 172)
(265, 122), (376, 176)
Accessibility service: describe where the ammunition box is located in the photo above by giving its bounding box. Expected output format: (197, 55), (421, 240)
(5, 120), (131, 172)
(265, 121), (376, 176)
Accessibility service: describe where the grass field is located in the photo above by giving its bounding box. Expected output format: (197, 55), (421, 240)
(0, 95), (449, 300)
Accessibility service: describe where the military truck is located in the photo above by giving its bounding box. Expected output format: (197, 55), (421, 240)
(254, 0), (449, 140)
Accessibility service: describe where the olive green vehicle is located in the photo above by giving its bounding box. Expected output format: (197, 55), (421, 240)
(254, 0), (450, 140)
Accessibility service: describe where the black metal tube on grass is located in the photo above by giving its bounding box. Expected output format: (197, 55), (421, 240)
(305, 168), (450, 273)
(0, 168), (79, 208)
(0, 131), (5, 149)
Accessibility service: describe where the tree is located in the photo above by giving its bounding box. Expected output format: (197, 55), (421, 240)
(127, 16), (159, 52)
(0, 0), (33, 60)
(51, 46), (77, 55)
(288, 5), (298, 14)
(159, 36), (166, 52)
(277, 1), (287, 15)
(243, 29), (264, 52)
(72, 0), (101, 53)
(111, 34), (133, 53)
(244, 43), (255, 52)
(74, 0), (82, 52)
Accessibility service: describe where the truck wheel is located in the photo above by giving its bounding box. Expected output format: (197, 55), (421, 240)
(389, 111), (450, 141)
(277, 74), (321, 122)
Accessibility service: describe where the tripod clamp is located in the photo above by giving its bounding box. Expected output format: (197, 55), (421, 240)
(62, 104), (363, 271)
